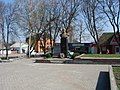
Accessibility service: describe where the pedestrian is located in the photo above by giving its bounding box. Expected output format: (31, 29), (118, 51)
(106, 49), (110, 54)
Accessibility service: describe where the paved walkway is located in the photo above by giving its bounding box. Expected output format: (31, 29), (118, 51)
(0, 59), (109, 90)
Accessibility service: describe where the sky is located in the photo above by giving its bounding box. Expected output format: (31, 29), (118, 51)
(1, 0), (114, 43)
(2, 0), (13, 3)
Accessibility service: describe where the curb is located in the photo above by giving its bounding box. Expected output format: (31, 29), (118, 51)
(109, 65), (118, 90)
(77, 57), (120, 59)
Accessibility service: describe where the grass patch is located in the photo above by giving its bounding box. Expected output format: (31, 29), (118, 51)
(81, 54), (120, 58)
(113, 67), (120, 89)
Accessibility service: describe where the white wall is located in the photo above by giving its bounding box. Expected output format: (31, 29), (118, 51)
(0, 50), (11, 55)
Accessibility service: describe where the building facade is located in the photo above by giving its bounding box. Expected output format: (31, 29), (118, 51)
(35, 39), (53, 53)
(53, 43), (92, 56)
(92, 33), (120, 54)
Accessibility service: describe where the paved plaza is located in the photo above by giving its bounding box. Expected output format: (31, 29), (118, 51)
(0, 59), (109, 90)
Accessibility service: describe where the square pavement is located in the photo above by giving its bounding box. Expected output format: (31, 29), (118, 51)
(0, 59), (109, 90)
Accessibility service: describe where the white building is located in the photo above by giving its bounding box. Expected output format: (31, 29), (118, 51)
(10, 42), (28, 54)
(0, 43), (11, 55)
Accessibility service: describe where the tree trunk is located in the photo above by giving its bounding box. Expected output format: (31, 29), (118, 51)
(6, 26), (9, 59)
(49, 27), (53, 55)
(43, 32), (46, 56)
(96, 42), (102, 54)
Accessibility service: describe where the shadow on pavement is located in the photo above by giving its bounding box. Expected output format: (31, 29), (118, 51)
(96, 71), (110, 90)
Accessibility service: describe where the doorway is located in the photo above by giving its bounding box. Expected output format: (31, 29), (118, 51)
(115, 46), (120, 54)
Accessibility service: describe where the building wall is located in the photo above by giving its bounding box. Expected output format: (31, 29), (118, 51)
(91, 46), (97, 54)
(35, 39), (53, 53)
(93, 35), (120, 54)
(53, 43), (61, 56)
(0, 50), (11, 55)
(53, 43), (92, 55)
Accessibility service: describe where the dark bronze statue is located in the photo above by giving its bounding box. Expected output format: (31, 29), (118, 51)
(60, 28), (69, 58)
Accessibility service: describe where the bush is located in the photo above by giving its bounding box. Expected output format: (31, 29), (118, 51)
(71, 53), (80, 59)
(1, 57), (7, 60)
(45, 53), (52, 58)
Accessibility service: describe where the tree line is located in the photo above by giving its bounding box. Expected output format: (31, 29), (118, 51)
(0, 0), (120, 58)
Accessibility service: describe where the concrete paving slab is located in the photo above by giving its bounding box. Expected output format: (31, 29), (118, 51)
(0, 59), (109, 90)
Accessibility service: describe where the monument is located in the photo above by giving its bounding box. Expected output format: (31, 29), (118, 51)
(60, 29), (69, 58)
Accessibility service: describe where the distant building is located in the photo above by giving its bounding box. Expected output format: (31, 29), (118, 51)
(0, 43), (5, 55)
(0, 43), (5, 50)
(10, 42), (28, 54)
(53, 43), (61, 56)
(35, 38), (53, 52)
(26, 33), (53, 53)
(68, 43), (92, 54)
(0, 43), (12, 55)
(53, 43), (92, 56)
(92, 33), (120, 54)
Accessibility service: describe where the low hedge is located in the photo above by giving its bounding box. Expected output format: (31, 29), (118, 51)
(45, 53), (52, 58)
(1, 57), (7, 60)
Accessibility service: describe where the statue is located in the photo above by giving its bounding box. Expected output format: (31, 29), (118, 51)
(60, 28), (68, 58)
(60, 28), (69, 38)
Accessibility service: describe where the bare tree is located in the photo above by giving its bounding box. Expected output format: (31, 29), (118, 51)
(98, 0), (120, 47)
(44, 0), (61, 54)
(0, 1), (5, 46)
(81, 0), (105, 53)
(16, 0), (45, 56)
(60, 0), (80, 34)
(15, 0), (81, 56)
(74, 20), (87, 43)
(0, 0), (20, 59)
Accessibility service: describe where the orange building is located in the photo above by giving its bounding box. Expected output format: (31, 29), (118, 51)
(26, 33), (54, 53)
(35, 38), (53, 53)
